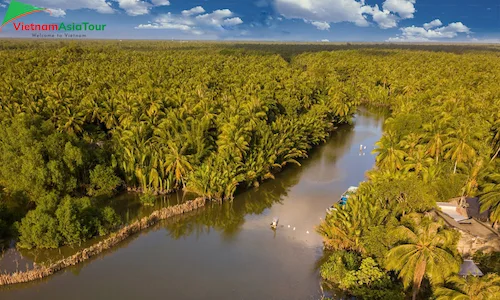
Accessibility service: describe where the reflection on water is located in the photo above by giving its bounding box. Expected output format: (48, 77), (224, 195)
(0, 191), (197, 272)
(0, 107), (386, 300)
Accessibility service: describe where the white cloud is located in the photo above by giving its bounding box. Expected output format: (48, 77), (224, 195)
(274, 0), (417, 30)
(275, 0), (370, 27)
(223, 17), (244, 26)
(115, 0), (151, 16)
(308, 21), (330, 30)
(152, 0), (170, 6)
(388, 21), (471, 42)
(47, 8), (66, 17)
(182, 6), (206, 16)
(26, 0), (170, 16)
(195, 9), (242, 29)
(423, 19), (443, 30)
(114, 0), (172, 16)
(369, 5), (398, 29)
(382, 0), (416, 19)
(321, 39), (330, 42)
(136, 7), (243, 35)
(26, 0), (114, 14)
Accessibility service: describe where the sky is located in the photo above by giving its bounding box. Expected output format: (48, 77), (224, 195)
(0, 0), (499, 42)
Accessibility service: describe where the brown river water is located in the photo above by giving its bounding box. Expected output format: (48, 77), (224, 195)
(0, 108), (386, 300)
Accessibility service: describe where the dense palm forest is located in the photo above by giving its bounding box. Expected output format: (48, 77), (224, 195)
(0, 41), (358, 249)
(0, 41), (499, 298)
(311, 48), (500, 298)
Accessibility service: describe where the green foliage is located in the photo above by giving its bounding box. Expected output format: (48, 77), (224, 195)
(55, 196), (90, 245)
(18, 208), (62, 249)
(366, 175), (437, 215)
(434, 173), (469, 202)
(320, 251), (361, 284)
(435, 274), (500, 300)
(317, 193), (395, 254)
(360, 225), (393, 265)
(88, 164), (122, 197)
(0, 42), (499, 298)
(99, 207), (122, 235)
(0, 42), (359, 204)
(473, 251), (500, 274)
(321, 252), (404, 299)
(17, 196), (121, 249)
(344, 258), (405, 300)
(479, 174), (500, 223)
(386, 214), (461, 299)
(140, 193), (156, 207)
(0, 117), (111, 200)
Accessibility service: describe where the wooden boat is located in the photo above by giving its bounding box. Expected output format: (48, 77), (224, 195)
(327, 186), (358, 213)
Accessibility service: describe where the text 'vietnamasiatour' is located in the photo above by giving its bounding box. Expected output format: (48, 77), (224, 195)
(12, 22), (107, 31)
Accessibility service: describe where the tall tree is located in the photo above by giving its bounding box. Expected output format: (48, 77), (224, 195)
(386, 214), (460, 300)
(373, 130), (407, 172)
(479, 174), (500, 224)
(435, 274), (500, 300)
(163, 142), (193, 189)
(444, 124), (478, 174)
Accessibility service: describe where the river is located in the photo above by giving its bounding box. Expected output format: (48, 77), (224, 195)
(0, 108), (386, 300)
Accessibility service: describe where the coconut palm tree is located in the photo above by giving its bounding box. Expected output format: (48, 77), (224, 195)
(489, 115), (500, 162)
(403, 145), (434, 177)
(479, 174), (500, 224)
(400, 133), (423, 157)
(444, 124), (478, 174)
(435, 274), (500, 300)
(317, 195), (391, 254)
(386, 214), (460, 300)
(163, 142), (193, 189)
(373, 130), (407, 172)
(424, 116), (450, 165)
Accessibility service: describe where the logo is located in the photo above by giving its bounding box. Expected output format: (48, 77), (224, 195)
(1, 0), (107, 36)
(1, 0), (48, 31)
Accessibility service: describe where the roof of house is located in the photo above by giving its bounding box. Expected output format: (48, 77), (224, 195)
(459, 260), (484, 277)
(437, 202), (469, 222)
(464, 197), (489, 222)
(445, 197), (489, 222)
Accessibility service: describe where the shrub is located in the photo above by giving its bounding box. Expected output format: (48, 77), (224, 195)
(18, 196), (121, 249)
(88, 164), (122, 197)
(320, 251), (404, 300)
(140, 193), (156, 207)
(55, 196), (90, 245)
(18, 208), (62, 249)
(98, 207), (122, 235)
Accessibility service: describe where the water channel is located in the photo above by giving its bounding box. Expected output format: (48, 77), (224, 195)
(0, 108), (386, 300)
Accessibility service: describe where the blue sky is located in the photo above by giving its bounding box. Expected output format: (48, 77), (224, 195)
(0, 0), (499, 42)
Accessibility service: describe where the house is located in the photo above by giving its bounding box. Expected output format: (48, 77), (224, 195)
(458, 260), (484, 277)
(437, 197), (489, 223)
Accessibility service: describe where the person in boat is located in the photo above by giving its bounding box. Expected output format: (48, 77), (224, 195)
(270, 218), (279, 229)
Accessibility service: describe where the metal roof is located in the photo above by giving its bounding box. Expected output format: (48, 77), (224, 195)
(459, 260), (484, 277)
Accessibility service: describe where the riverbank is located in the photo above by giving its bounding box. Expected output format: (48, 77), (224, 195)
(0, 108), (386, 299)
(0, 197), (206, 286)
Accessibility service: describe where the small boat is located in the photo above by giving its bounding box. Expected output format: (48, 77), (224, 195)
(327, 186), (358, 213)
(270, 218), (279, 229)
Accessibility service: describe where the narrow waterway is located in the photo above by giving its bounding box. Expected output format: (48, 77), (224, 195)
(0, 108), (386, 300)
